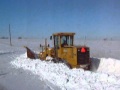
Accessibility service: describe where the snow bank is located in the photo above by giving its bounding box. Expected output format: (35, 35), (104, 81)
(97, 58), (120, 76)
(11, 53), (120, 90)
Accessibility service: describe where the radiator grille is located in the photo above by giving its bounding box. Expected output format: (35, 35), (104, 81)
(77, 47), (90, 65)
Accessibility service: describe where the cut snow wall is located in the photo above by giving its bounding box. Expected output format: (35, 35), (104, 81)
(91, 58), (120, 76)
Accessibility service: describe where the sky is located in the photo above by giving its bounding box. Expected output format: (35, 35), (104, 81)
(0, 0), (120, 39)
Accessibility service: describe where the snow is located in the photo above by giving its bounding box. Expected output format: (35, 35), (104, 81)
(97, 58), (120, 76)
(1, 38), (120, 90)
(0, 39), (56, 90)
(11, 53), (120, 90)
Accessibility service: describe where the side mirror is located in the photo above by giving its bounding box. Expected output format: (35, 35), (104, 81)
(40, 44), (42, 47)
(48, 44), (50, 47)
(50, 36), (52, 40)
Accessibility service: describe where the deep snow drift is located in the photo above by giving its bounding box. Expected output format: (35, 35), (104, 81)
(11, 53), (120, 90)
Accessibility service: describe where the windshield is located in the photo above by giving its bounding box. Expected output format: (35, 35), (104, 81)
(61, 35), (73, 46)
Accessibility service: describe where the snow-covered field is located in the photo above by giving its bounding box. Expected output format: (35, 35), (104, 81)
(0, 38), (120, 90)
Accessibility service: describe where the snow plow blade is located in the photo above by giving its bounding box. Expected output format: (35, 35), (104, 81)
(24, 46), (39, 59)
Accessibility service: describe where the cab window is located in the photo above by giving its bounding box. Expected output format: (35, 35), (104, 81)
(54, 36), (59, 48)
(61, 35), (73, 47)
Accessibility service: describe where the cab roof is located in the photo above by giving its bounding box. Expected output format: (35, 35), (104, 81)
(53, 32), (75, 36)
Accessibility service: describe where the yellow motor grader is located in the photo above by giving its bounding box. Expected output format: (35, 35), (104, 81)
(25, 32), (91, 70)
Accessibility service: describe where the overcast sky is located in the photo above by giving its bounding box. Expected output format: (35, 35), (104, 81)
(0, 0), (120, 39)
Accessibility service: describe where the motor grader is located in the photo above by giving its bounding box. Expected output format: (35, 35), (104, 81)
(25, 32), (91, 70)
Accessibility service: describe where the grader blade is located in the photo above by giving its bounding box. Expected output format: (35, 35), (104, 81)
(24, 46), (39, 59)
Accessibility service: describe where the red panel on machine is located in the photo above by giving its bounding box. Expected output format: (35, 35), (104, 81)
(81, 47), (86, 53)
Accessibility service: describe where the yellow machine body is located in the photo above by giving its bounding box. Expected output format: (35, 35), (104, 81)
(39, 32), (91, 69)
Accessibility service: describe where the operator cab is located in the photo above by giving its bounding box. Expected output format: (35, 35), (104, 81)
(52, 32), (75, 48)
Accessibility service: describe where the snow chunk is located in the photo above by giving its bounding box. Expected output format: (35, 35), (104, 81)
(46, 56), (53, 61)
